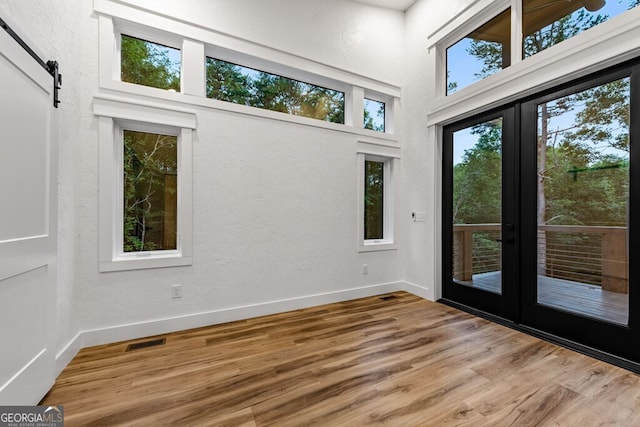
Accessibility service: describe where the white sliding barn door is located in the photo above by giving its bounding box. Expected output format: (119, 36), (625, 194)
(0, 26), (57, 404)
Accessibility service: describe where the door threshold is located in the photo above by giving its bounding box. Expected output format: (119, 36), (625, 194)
(438, 298), (640, 374)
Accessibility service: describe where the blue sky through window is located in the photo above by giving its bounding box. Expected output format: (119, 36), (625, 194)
(364, 98), (385, 132)
(453, 77), (630, 167)
(447, 1), (636, 95)
(163, 45), (181, 76)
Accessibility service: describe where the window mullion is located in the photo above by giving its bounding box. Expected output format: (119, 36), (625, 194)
(182, 39), (205, 97)
(383, 159), (392, 243)
(348, 86), (365, 128)
(114, 124), (125, 257)
(511, 0), (523, 66)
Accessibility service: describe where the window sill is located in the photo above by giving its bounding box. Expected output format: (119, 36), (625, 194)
(98, 79), (400, 143)
(100, 254), (193, 272)
(358, 241), (397, 253)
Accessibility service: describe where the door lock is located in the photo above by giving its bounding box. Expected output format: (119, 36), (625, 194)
(496, 237), (514, 243)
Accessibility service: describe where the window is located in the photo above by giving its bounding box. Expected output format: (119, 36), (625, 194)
(358, 149), (397, 251)
(123, 130), (178, 252)
(94, 97), (195, 272)
(443, 1), (640, 96)
(120, 34), (181, 91)
(523, 0), (639, 59)
(364, 160), (384, 239)
(446, 8), (511, 95)
(364, 98), (385, 132)
(205, 57), (345, 123)
(101, 15), (400, 135)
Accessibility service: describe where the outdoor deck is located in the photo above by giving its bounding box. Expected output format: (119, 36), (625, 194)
(459, 271), (629, 325)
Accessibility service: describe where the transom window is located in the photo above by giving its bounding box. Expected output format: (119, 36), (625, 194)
(120, 34), (181, 91)
(523, 0), (638, 58)
(205, 57), (345, 124)
(364, 98), (385, 132)
(445, 0), (639, 95)
(447, 8), (511, 95)
(104, 17), (399, 135)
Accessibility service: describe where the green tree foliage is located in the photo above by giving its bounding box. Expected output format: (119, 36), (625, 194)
(456, 2), (636, 280)
(121, 35), (180, 91)
(567, 78), (631, 153)
(205, 58), (252, 104)
(544, 144), (628, 227)
(467, 40), (504, 81)
(364, 160), (384, 239)
(446, 71), (458, 95)
(205, 58), (345, 124)
(364, 100), (385, 132)
(123, 131), (178, 252)
(462, 3), (628, 228)
(453, 119), (502, 225)
(461, 1), (639, 85)
(522, 10), (606, 58)
(452, 120), (503, 274)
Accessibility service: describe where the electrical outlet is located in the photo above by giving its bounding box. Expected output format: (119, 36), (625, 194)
(363, 264), (368, 275)
(171, 284), (182, 299)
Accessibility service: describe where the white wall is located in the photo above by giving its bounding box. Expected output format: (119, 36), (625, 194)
(0, 0), (412, 376)
(116, 0), (405, 86)
(68, 0), (406, 354)
(401, 0), (470, 300)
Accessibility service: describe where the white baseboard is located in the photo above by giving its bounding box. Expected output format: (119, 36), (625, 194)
(401, 281), (432, 300)
(55, 332), (83, 378)
(55, 281), (423, 371)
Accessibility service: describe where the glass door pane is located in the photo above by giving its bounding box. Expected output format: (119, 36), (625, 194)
(452, 118), (504, 295)
(536, 77), (630, 325)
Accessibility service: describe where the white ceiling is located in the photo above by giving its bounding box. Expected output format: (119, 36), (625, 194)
(352, 0), (417, 11)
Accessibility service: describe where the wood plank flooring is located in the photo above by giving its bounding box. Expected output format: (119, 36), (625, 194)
(41, 292), (640, 426)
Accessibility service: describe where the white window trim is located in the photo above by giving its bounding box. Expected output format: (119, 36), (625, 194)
(363, 90), (395, 135)
(95, 2), (401, 139)
(428, 0), (510, 52)
(428, 1), (640, 126)
(357, 141), (400, 252)
(115, 25), (183, 82)
(94, 96), (195, 272)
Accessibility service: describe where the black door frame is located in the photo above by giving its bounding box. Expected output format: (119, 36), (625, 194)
(519, 62), (640, 363)
(442, 106), (519, 321)
(441, 58), (640, 368)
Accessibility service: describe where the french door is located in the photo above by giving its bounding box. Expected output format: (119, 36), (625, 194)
(442, 107), (519, 320)
(443, 61), (640, 365)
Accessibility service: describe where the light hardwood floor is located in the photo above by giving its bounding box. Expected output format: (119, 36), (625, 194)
(42, 292), (640, 426)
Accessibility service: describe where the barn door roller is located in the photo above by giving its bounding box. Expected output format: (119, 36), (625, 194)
(0, 16), (62, 108)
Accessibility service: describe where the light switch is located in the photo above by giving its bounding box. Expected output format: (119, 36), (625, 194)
(413, 212), (427, 222)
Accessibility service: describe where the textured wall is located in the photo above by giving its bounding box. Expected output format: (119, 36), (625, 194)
(0, 0), (408, 361)
(3, 0), (488, 368)
(401, 0), (470, 300)
(75, 1), (404, 346)
(117, 0), (405, 86)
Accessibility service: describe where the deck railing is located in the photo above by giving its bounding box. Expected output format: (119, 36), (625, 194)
(452, 224), (628, 293)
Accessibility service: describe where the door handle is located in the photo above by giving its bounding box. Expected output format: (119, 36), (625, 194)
(496, 237), (514, 243)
